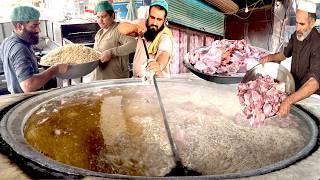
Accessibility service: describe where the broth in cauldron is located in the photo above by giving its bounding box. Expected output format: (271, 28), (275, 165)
(24, 82), (310, 176)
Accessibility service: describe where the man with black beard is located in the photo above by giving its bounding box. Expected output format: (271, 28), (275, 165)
(261, 0), (320, 117)
(0, 6), (68, 94)
(118, 0), (173, 78)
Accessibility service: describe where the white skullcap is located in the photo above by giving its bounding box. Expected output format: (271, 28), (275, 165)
(297, 0), (317, 13)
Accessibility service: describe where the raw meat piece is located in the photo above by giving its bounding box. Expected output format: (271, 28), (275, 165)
(188, 39), (269, 75)
(194, 61), (209, 73)
(237, 75), (288, 128)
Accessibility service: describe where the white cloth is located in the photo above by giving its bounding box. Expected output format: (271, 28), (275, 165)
(137, 6), (149, 19)
(297, 0), (317, 13)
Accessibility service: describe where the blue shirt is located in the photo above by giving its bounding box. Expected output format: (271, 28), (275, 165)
(0, 61), (3, 74)
(0, 32), (39, 93)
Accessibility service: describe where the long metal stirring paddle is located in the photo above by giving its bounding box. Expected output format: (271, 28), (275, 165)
(141, 37), (187, 175)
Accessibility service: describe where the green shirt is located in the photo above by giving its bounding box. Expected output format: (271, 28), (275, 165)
(91, 22), (137, 80)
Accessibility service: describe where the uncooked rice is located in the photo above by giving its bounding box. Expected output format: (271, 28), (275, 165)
(40, 44), (101, 65)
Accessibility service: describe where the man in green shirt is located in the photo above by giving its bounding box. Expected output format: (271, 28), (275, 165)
(91, 1), (137, 80)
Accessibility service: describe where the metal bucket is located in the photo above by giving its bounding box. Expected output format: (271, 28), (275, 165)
(242, 62), (295, 94)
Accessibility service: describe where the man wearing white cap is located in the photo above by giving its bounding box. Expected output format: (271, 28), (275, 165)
(261, 0), (320, 117)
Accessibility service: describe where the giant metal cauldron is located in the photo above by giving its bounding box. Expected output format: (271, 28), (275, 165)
(0, 78), (318, 179)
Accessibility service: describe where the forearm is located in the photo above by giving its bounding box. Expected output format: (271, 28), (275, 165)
(110, 38), (137, 56)
(267, 53), (286, 62)
(147, 52), (170, 75)
(117, 22), (138, 36)
(287, 77), (319, 104)
(156, 51), (170, 70)
(20, 66), (57, 92)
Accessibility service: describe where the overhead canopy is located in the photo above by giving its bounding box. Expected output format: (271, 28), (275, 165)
(204, 0), (239, 14)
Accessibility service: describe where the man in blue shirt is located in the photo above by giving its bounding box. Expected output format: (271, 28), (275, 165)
(0, 6), (68, 94)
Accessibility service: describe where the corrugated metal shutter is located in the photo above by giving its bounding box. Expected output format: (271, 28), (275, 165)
(167, 0), (225, 36)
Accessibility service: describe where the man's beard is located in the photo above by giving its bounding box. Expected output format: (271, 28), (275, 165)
(296, 27), (312, 42)
(19, 29), (39, 45)
(144, 22), (164, 42)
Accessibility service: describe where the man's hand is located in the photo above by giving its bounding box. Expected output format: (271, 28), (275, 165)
(136, 20), (147, 37)
(100, 49), (113, 63)
(260, 55), (270, 65)
(53, 64), (69, 75)
(260, 53), (287, 65)
(118, 20), (147, 37)
(277, 97), (293, 118)
(147, 60), (161, 76)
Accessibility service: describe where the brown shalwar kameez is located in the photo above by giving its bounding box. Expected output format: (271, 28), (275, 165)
(91, 22), (137, 80)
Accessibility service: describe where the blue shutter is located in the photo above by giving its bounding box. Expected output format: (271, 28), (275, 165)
(167, 0), (225, 36)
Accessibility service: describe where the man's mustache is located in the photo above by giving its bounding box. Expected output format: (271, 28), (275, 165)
(29, 32), (39, 37)
(149, 25), (158, 29)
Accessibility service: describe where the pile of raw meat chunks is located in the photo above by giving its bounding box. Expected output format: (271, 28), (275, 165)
(188, 39), (289, 128)
(188, 39), (268, 75)
(238, 75), (288, 128)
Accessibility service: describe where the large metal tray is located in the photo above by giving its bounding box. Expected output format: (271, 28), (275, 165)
(183, 53), (244, 84)
(39, 60), (99, 79)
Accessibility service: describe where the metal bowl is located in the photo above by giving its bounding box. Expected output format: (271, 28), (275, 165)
(241, 62), (295, 94)
(183, 52), (244, 84)
(40, 60), (99, 79)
